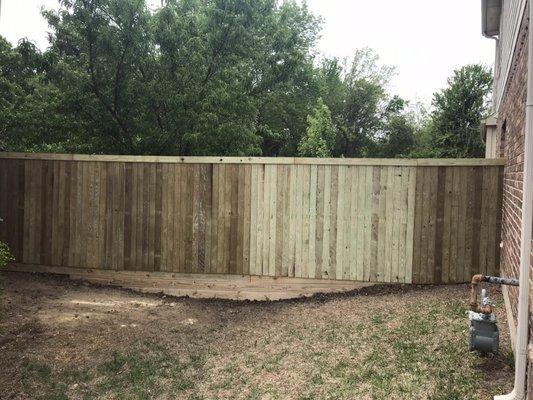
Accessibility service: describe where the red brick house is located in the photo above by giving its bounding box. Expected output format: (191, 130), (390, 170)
(482, 0), (533, 398)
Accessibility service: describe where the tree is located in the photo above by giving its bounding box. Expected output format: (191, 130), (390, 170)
(43, 0), (262, 155)
(1, 2), (490, 160)
(2, 0), (321, 155)
(425, 64), (493, 157)
(298, 98), (336, 157)
(0, 36), (83, 152)
(376, 115), (416, 158)
(249, 1), (321, 156)
(372, 97), (418, 158)
(317, 48), (400, 157)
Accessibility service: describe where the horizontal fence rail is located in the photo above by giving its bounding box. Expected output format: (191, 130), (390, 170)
(0, 153), (504, 284)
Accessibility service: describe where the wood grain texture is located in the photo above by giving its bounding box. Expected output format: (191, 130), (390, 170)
(0, 152), (506, 166)
(0, 156), (503, 284)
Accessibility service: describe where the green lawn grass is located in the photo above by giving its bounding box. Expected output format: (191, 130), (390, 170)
(2, 275), (514, 400)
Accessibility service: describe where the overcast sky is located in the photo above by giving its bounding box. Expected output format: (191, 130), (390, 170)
(0, 0), (495, 105)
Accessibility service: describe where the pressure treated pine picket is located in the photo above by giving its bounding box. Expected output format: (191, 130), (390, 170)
(0, 153), (504, 284)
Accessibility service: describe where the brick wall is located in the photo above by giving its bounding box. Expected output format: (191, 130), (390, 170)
(498, 6), (528, 325)
(497, 5), (533, 398)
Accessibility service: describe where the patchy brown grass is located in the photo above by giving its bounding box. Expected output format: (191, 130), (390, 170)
(0, 271), (514, 400)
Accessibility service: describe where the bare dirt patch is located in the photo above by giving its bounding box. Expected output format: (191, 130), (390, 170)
(0, 271), (514, 400)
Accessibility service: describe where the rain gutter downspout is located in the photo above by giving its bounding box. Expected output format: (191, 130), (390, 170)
(494, 2), (533, 399)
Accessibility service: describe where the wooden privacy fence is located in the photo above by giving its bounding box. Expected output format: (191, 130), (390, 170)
(0, 153), (504, 285)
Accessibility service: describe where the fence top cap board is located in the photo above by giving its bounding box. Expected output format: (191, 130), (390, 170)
(0, 152), (506, 166)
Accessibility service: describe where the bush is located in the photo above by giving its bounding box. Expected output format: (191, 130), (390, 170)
(298, 99), (337, 158)
(0, 241), (13, 268)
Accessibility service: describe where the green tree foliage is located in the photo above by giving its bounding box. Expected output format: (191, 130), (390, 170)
(316, 48), (413, 158)
(423, 64), (493, 158)
(0, 37), (81, 152)
(0, 1), (493, 159)
(374, 97), (418, 158)
(298, 98), (336, 157)
(2, 0), (320, 155)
